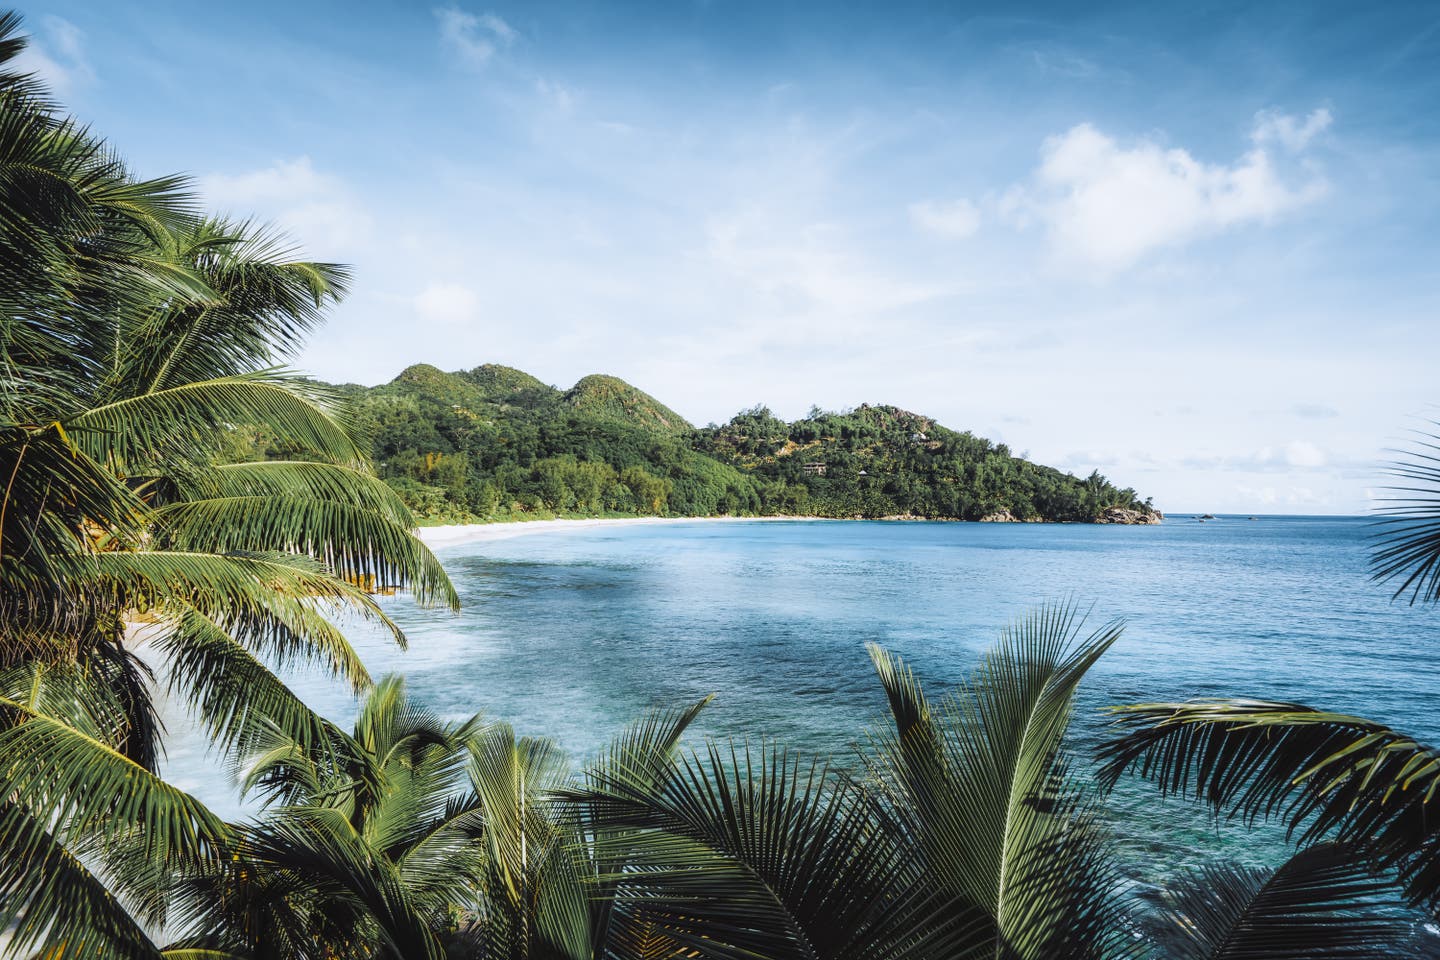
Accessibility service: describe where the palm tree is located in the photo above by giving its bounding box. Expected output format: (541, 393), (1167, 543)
(568, 605), (1134, 960)
(862, 605), (1134, 960)
(162, 676), (715, 960)
(0, 13), (455, 955)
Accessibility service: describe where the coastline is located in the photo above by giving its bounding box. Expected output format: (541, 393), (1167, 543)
(416, 515), (814, 549)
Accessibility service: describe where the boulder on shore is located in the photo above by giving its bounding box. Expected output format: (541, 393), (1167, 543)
(1095, 506), (1162, 525)
(980, 509), (1017, 523)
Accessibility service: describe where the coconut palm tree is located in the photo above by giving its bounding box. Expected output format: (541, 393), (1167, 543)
(0, 12), (455, 955)
(568, 605), (1136, 960)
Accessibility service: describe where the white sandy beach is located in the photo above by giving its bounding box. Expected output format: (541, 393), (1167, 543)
(416, 515), (804, 549)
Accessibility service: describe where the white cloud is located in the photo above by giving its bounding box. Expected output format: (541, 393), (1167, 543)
(435, 7), (516, 66)
(1282, 440), (1327, 468)
(413, 282), (480, 325)
(13, 16), (93, 98)
(908, 198), (981, 238)
(536, 77), (576, 112)
(1252, 108), (1332, 152)
(199, 157), (371, 255)
(1002, 111), (1330, 271)
(705, 208), (942, 325)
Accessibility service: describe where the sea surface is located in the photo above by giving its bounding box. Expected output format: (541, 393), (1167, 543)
(163, 515), (1440, 897)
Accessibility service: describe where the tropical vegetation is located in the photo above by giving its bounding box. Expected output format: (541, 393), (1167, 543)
(0, 7), (1434, 958)
(325, 362), (1158, 524)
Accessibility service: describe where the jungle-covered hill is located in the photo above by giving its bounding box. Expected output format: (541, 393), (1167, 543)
(309, 364), (1157, 524)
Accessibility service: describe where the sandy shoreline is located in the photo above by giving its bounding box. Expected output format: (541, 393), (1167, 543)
(416, 515), (810, 549)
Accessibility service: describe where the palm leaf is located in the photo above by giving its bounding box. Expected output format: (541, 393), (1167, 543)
(1098, 699), (1440, 910)
(865, 604), (1132, 960)
(65, 371), (364, 471)
(0, 681), (230, 867)
(1373, 424), (1440, 604)
(153, 605), (331, 756)
(0, 799), (163, 960)
(152, 492), (454, 607)
(1153, 842), (1410, 959)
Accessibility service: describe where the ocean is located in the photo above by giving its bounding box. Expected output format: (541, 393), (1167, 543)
(163, 515), (1440, 897)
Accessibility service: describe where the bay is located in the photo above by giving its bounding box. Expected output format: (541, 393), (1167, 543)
(163, 515), (1440, 892)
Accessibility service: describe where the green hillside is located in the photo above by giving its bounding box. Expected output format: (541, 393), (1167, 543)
(564, 374), (693, 433)
(328, 364), (1157, 524)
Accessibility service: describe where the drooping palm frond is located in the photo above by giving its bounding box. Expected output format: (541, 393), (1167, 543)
(1373, 423), (1440, 604)
(1151, 842), (1411, 960)
(0, 798), (164, 960)
(1098, 699), (1440, 911)
(865, 604), (1134, 960)
(66, 370), (365, 473)
(151, 490), (454, 607)
(0, 667), (230, 867)
(574, 736), (971, 960)
(155, 605), (332, 756)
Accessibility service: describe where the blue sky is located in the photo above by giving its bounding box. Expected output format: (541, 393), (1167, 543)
(17, 1), (1440, 513)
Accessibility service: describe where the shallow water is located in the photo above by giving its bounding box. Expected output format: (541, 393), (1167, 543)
(163, 515), (1440, 893)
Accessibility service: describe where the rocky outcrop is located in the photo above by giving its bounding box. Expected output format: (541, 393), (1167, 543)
(1095, 506), (1162, 525)
(980, 510), (1017, 523)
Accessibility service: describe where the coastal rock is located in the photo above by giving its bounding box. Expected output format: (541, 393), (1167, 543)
(1095, 506), (1162, 525)
(980, 509), (1017, 523)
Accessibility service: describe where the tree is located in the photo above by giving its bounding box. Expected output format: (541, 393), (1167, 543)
(0, 15), (454, 955)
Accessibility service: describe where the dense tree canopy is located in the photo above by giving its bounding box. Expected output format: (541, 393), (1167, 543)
(324, 365), (1156, 524)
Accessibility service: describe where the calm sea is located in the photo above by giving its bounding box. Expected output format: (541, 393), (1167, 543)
(163, 515), (1440, 898)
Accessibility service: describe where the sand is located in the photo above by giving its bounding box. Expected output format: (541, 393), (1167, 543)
(415, 515), (806, 549)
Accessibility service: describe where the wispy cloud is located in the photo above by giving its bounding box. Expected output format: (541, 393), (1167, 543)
(199, 156), (371, 254)
(435, 6), (517, 66)
(1293, 402), (1340, 419)
(908, 198), (980, 238)
(14, 15), (93, 97)
(413, 282), (481, 325)
(999, 110), (1331, 272)
(1252, 107), (1332, 151)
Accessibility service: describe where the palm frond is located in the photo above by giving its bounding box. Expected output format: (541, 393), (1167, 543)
(1098, 699), (1440, 910)
(0, 681), (229, 867)
(1373, 424), (1440, 604)
(1153, 842), (1410, 960)
(153, 605), (331, 756)
(865, 603), (1132, 960)
(575, 737), (972, 960)
(152, 489), (454, 608)
(65, 370), (364, 472)
(0, 799), (163, 960)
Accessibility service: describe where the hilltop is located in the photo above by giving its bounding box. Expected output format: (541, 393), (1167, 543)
(328, 364), (1157, 525)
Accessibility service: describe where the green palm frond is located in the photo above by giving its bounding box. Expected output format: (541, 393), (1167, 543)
(92, 549), (394, 676)
(865, 604), (1132, 960)
(1373, 423), (1440, 604)
(575, 737), (971, 960)
(1098, 698), (1440, 911)
(155, 605), (331, 755)
(0, 679), (230, 867)
(1152, 842), (1410, 959)
(152, 492), (454, 608)
(123, 219), (348, 396)
(66, 371), (364, 471)
(0, 799), (163, 960)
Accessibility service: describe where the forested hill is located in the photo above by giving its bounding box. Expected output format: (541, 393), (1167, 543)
(325, 364), (1159, 524)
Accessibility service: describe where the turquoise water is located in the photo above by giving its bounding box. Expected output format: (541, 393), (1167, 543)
(165, 515), (1440, 895)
